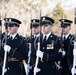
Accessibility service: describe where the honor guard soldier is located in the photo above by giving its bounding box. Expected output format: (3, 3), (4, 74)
(27, 19), (41, 75)
(59, 19), (73, 75)
(35, 16), (63, 75)
(2, 18), (28, 75)
(67, 35), (75, 75)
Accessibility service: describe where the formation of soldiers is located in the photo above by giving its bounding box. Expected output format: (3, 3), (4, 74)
(0, 15), (76, 75)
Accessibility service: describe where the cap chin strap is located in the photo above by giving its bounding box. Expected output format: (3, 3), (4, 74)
(5, 21), (20, 25)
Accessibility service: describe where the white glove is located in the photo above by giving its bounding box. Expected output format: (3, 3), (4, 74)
(4, 45), (11, 52)
(62, 51), (66, 56)
(36, 50), (43, 59)
(2, 68), (7, 74)
(27, 64), (32, 70)
(73, 49), (76, 55)
(27, 64), (32, 73)
(34, 67), (41, 73)
(71, 67), (76, 74)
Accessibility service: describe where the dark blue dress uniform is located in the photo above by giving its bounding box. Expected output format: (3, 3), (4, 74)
(27, 19), (40, 75)
(59, 19), (73, 75)
(67, 35), (74, 74)
(36, 16), (63, 75)
(2, 18), (28, 75)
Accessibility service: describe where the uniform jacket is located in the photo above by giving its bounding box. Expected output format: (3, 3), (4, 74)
(67, 35), (74, 72)
(60, 34), (72, 75)
(2, 33), (28, 75)
(36, 33), (62, 75)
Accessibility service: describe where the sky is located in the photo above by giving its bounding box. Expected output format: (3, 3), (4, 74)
(27, 0), (76, 10)
(45, 0), (76, 11)
(61, 0), (76, 8)
(57, 0), (76, 8)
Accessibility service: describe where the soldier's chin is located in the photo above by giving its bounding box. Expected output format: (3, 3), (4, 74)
(42, 32), (45, 34)
(62, 32), (66, 34)
(42, 31), (46, 34)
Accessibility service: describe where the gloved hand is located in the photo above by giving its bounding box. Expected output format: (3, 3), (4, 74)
(62, 51), (66, 56)
(36, 50), (43, 59)
(71, 67), (76, 74)
(34, 67), (41, 73)
(27, 64), (32, 70)
(73, 49), (76, 55)
(27, 64), (32, 73)
(4, 45), (11, 52)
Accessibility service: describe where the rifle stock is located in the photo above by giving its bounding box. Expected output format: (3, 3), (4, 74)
(34, 9), (41, 75)
(26, 11), (33, 75)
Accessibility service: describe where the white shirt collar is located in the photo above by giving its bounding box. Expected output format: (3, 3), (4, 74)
(43, 32), (51, 40)
(34, 33), (40, 38)
(7, 33), (10, 36)
(10, 33), (17, 40)
(63, 33), (69, 39)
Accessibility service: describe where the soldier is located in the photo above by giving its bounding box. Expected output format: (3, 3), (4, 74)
(27, 19), (41, 75)
(34, 16), (63, 75)
(0, 19), (9, 75)
(2, 18), (28, 75)
(59, 19), (73, 75)
(67, 35), (76, 75)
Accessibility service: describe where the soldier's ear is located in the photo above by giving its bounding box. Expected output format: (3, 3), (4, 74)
(68, 26), (71, 30)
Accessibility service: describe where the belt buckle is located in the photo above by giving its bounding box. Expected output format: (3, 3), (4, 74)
(11, 58), (14, 61)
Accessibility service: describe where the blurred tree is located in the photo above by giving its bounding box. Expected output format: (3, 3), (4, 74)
(0, 0), (74, 36)
(41, 0), (46, 3)
(52, 2), (67, 20)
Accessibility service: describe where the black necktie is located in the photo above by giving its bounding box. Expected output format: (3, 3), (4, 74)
(64, 36), (66, 41)
(43, 36), (46, 43)
(10, 36), (13, 40)
(42, 36), (47, 48)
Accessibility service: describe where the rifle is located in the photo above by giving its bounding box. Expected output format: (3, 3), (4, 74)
(34, 10), (41, 75)
(2, 17), (9, 75)
(71, 8), (76, 75)
(27, 12), (32, 75)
